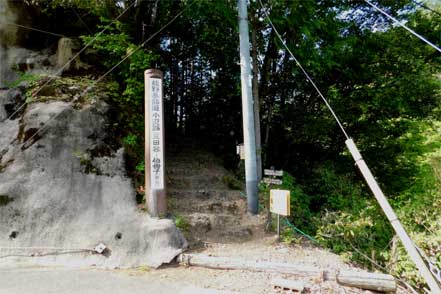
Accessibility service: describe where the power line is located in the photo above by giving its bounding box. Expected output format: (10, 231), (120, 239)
(13, 2), (193, 155)
(71, 7), (92, 34)
(258, 3), (441, 291)
(94, 5), (192, 86)
(349, 242), (421, 294)
(257, 0), (350, 140)
(3, 22), (65, 38)
(364, 0), (441, 54)
(1, 0), (137, 124)
(411, 0), (441, 17)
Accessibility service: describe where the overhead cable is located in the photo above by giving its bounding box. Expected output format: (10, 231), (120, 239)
(72, 7), (92, 34)
(258, 0), (350, 140)
(1, 0), (137, 123)
(15, 2), (193, 154)
(3, 22), (65, 37)
(411, 0), (441, 17)
(258, 3), (441, 291)
(364, 0), (441, 53)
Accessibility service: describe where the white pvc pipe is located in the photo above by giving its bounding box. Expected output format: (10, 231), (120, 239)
(345, 139), (441, 294)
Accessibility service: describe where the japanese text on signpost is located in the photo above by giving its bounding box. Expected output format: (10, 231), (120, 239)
(149, 78), (164, 189)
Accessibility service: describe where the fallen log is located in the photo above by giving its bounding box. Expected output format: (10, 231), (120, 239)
(337, 270), (397, 293)
(178, 254), (397, 293)
(178, 253), (331, 279)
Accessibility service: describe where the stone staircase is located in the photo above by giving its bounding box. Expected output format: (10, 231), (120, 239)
(166, 139), (265, 247)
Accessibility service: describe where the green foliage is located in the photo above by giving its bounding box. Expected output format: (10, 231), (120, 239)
(313, 121), (441, 288)
(222, 175), (243, 190)
(25, 0), (105, 16)
(6, 72), (40, 89)
(81, 19), (156, 111)
(315, 204), (392, 263)
(280, 173), (312, 230)
(260, 172), (312, 230)
(390, 121), (441, 289)
(308, 164), (366, 211)
(135, 161), (145, 172)
(123, 134), (138, 146)
(174, 215), (190, 232)
(81, 18), (158, 188)
(281, 226), (303, 245)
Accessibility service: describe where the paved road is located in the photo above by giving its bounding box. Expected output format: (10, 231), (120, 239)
(0, 267), (229, 294)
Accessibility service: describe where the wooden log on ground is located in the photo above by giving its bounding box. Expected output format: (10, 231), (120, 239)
(337, 270), (397, 292)
(178, 254), (332, 280)
(178, 254), (397, 293)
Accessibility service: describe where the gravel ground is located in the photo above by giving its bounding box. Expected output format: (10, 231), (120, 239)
(120, 235), (411, 294)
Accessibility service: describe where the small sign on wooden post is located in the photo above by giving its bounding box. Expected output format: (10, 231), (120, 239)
(270, 189), (290, 241)
(264, 169), (283, 177)
(270, 189), (291, 216)
(145, 69), (166, 217)
(262, 168), (284, 239)
(262, 169), (283, 186)
(263, 178), (283, 185)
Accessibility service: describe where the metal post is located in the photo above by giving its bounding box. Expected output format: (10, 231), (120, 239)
(346, 139), (441, 294)
(238, 0), (259, 214)
(145, 69), (166, 217)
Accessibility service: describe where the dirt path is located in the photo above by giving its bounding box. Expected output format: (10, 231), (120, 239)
(162, 142), (410, 293)
(122, 237), (409, 293)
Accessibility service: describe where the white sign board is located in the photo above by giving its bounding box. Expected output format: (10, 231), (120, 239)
(264, 169), (283, 177)
(263, 178), (283, 185)
(149, 78), (164, 189)
(270, 189), (290, 216)
(236, 143), (245, 160)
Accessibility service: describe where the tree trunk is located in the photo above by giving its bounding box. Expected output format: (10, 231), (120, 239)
(259, 29), (277, 157)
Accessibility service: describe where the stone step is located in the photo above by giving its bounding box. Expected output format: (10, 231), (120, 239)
(168, 174), (226, 181)
(168, 189), (243, 200)
(167, 175), (227, 190)
(166, 161), (221, 169)
(166, 152), (219, 160)
(170, 198), (246, 215)
(183, 213), (254, 244)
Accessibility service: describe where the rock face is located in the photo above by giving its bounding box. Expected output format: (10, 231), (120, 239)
(0, 0), (18, 87)
(0, 1), (18, 46)
(0, 85), (187, 268)
(0, 1), (56, 88)
(0, 0), (186, 269)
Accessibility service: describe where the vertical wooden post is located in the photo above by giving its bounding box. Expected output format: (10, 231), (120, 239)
(145, 69), (166, 217)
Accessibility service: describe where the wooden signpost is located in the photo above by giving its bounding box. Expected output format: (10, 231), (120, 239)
(145, 69), (166, 217)
(263, 168), (283, 185)
(264, 169), (283, 176)
(262, 178), (282, 185)
(262, 168), (286, 240)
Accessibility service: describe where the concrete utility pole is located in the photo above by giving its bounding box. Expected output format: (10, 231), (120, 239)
(238, 0), (259, 214)
(145, 69), (166, 217)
